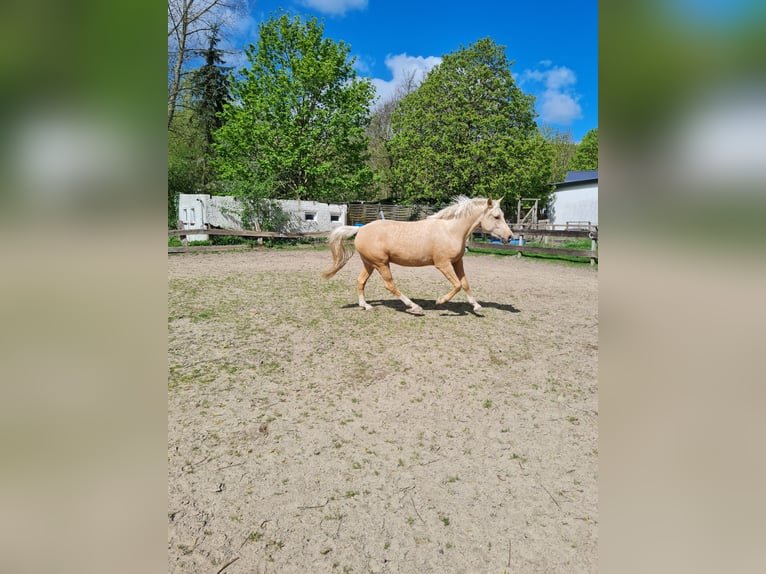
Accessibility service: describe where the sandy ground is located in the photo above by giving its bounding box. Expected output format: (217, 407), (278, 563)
(168, 248), (598, 573)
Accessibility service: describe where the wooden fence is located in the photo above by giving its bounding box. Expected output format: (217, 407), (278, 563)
(347, 203), (437, 225)
(167, 228), (328, 253)
(469, 223), (598, 265)
(168, 223), (597, 264)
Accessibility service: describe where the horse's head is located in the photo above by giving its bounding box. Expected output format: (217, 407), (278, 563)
(479, 198), (513, 243)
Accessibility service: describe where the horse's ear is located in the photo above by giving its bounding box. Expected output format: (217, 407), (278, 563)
(486, 197), (493, 209)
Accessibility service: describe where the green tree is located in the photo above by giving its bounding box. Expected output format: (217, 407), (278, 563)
(366, 70), (419, 200)
(569, 127), (598, 170)
(387, 37), (552, 207)
(168, 92), (206, 228)
(189, 25), (231, 187)
(541, 125), (577, 183)
(213, 13), (376, 203)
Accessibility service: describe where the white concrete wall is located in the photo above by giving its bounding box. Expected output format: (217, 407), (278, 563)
(279, 200), (347, 233)
(177, 194), (347, 239)
(550, 183), (598, 225)
(178, 194), (211, 241)
(207, 196), (245, 229)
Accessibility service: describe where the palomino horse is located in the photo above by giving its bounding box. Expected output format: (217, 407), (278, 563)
(321, 196), (513, 313)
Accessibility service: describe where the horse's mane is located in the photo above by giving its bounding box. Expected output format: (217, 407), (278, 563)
(427, 196), (489, 220)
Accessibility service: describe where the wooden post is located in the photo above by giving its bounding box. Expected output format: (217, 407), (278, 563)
(176, 220), (188, 246)
(590, 238), (597, 266)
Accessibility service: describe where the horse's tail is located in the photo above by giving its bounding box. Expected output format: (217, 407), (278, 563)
(321, 226), (360, 279)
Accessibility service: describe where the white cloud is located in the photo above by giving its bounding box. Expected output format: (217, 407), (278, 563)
(370, 53), (442, 104)
(543, 66), (577, 91)
(520, 62), (583, 125)
(540, 91), (583, 124)
(352, 53), (373, 74)
(298, 0), (368, 16)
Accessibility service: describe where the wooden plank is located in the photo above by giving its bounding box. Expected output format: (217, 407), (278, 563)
(169, 228), (293, 237)
(507, 229), (597, 239)
(467, 242), (598, 259)
(168, 228), (328, 239)
(474, 231), (596, 239)
(168, 245), (254, 253)
(512, 230), (597, 237)
(508, 223), (598, 231)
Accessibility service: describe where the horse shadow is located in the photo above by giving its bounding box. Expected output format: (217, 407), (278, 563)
(340, 298), (520, 316)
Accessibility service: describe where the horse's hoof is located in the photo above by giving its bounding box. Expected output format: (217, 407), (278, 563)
(361, 304), (374, 311)
(410, 305), (424, 314)
(473, 304), (483, 312)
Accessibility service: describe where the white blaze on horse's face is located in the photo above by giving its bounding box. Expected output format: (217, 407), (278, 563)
(481, 199), (513, 243)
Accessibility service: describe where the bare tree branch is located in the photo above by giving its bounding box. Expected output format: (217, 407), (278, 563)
(168, 0), (246, 128)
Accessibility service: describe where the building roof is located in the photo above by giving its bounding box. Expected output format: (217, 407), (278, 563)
(564, 170), (598, 183)
(552, 170), (599, 189)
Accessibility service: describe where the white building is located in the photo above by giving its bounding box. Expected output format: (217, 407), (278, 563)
(549, 170), (598, 226)
(177, 194), (348, 240)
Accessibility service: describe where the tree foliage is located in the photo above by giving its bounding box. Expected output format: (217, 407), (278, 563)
(168, 99), (206, 227)
(366, 71), (419, 200)
(189, 25), (231, 186)
(569, 127), (598, 170)
(387, 38), (552, 207)
(541, 125), (577, 183)
(213, 13), (376, 203)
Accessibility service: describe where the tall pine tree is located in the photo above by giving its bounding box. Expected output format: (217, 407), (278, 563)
(189, 25), (231, 187)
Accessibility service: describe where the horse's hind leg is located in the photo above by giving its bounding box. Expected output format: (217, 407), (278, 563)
(377, 263), (423, 314)
(453, 258), (482, 312)
(356, 259), (374, 310)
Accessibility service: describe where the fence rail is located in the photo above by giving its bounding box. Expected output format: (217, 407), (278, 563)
(168, 228), (329, 251)
(168, 228), (329, 239)
(471, 223), (598, 264)
(169, 225), (597, 264)
(169, 245), (255, 253)
(467, 242), (598, 261)
(510, 223), (597, 237)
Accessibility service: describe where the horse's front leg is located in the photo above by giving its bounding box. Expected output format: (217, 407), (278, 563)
(435, 260), (481, 312)
(434, 262), (463, 306)
(453, 259), (482, 312)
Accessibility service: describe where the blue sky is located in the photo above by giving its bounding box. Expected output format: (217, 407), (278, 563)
(222, 0), (597, 142)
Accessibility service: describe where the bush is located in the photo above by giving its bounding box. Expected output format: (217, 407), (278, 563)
(211, 235), (249, 245)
